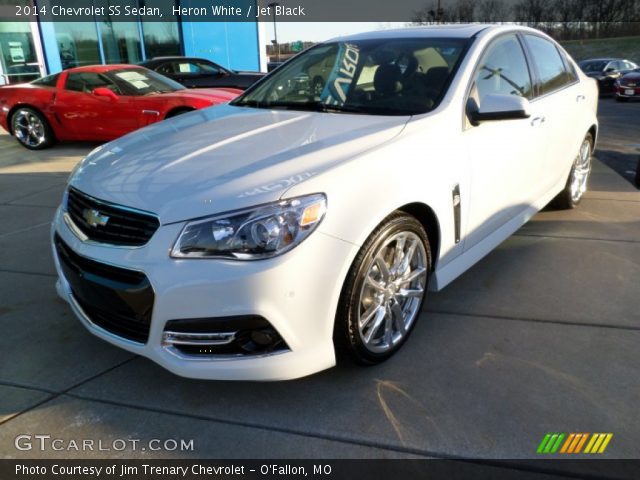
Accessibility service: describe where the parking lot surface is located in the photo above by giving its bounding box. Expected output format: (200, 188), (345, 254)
(0, 100), (638, 462)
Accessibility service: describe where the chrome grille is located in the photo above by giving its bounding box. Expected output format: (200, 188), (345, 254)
(65, 187), (159, 247)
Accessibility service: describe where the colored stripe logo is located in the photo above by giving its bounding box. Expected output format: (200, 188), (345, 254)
(537, 433), (613, 454)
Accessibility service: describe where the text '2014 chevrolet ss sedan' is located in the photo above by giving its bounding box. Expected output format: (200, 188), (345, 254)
(52, 25), (598, 380)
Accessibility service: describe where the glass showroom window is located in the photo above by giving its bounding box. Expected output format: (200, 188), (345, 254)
(0, 22), (41, 84)
(140, 0), (182, 58)
(54, 22), (101, 69)
(100, 23), (143, 64)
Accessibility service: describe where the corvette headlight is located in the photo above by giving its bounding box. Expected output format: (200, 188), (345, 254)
(171, 194), (327, 259)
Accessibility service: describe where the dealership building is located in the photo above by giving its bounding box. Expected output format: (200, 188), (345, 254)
(0, 1), (267, 85)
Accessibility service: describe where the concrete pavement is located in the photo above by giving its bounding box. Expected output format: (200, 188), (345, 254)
(0, 99), (638, 463)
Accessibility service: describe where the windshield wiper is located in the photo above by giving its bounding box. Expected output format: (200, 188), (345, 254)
(315, 103), (367, 114)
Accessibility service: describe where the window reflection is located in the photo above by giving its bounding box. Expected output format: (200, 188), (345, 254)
(101, 24), (142, 63)
(54, 22), (101, 69)
(141, 0), (181, 58)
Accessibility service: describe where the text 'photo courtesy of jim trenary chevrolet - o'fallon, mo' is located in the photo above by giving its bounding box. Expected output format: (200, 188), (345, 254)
(0, 0), (639, 479)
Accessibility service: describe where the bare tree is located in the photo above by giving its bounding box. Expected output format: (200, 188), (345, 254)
(476, 0), (507, 22)
(453, 0), (476, 22)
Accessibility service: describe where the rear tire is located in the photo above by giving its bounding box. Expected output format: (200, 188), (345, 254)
(550, 133), (593, 210)
(616, 96), (627, 102)
(334, 212), (431, 365)
(10, 107), (55, 150)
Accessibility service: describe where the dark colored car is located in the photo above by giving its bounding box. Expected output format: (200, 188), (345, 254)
(578, 58), (638, 94)
(615, 67), (640, 101)
(139, 57), (264, 90)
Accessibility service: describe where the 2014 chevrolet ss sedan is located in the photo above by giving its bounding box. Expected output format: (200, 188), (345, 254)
(52, 25), (598, 380)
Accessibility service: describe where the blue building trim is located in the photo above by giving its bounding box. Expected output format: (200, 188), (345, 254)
(38, 22), (62, 74)
(180, 21), (260, 71)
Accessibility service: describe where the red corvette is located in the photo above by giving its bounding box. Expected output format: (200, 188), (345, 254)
(0, 65), (241, 149)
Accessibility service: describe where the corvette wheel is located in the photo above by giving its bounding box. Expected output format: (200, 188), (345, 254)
(11, 108), (55, 150)
(551, 133), (593, 210)
(335, 213), (431, 364)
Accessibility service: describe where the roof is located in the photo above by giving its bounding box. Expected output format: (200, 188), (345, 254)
(141, 57), (214, 64)
(331, 24), (494, 42)
(65, 64), (144, 73)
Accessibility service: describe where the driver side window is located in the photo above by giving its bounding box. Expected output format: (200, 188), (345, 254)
(65, 73), (121, 95)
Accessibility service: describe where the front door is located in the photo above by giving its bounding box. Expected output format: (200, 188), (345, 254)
(53, 71), (142, 140)
(462, 33), (544, 251)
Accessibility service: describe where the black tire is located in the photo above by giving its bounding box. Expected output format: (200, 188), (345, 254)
(334, 212), (431, 365)
(165, 108), (194, 119)
(616, 96), (628, 102)
(10, 107), (56, 150)
(550, 133), (593, 210)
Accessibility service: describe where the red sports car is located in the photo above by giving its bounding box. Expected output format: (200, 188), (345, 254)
(0, 65), (242, 149)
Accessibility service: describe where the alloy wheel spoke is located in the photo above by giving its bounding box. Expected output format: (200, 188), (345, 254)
(365, 275), (385, 292)
(397, 266), (427, 285)
(396, 287), (424, 298)
(391, 235), (406, 272)
(374, 254), (391, 282)
(391, 301), (406, 335)
(364, 306), (386, 344)
(383, 308), (394, 346)
(359, 303), (381, 329)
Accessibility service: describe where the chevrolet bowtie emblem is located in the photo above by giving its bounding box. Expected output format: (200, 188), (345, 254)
(82, 208), (110, 227)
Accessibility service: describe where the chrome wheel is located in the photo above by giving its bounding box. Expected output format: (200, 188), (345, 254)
(12, 109), (47, 148)
(357, 231), (428, 354)
(570, 138), (592, 203)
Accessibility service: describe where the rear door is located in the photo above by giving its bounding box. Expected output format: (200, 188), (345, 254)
(521, 34), (584, 192)
(462, 33), (545, 250)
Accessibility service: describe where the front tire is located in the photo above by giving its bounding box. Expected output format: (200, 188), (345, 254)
(334, 212), (431, 365)
(550, 133), (593, 210)
(11, 107), (55, 150)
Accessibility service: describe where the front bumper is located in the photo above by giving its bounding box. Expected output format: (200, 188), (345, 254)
(51, 206), (358, 381)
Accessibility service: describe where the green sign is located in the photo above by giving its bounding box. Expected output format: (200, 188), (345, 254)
(291, 41), (303, 52)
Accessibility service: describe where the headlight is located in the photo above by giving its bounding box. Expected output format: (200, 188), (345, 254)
(171, 194), (327, 259)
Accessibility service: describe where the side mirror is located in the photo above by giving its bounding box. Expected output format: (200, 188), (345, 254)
(469, 94), (531, 126)
(93, 87), (118, 101)
(604, 67), (616, 73)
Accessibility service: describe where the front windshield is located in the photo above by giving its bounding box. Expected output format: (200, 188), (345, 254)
(579, 61), (606, 73)
(233, 37), (469, 115)
(108, 68), (185, 95)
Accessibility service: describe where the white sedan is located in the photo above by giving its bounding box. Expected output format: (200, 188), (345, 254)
(52, 25), (598, 380)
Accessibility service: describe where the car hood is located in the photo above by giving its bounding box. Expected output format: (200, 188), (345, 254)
(621, 72), (640, 82)
(70, 104), (409, 224)
(163, 88), (241, 102)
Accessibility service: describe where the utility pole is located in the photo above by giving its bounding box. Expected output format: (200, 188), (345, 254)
(268, 2), (280, 63)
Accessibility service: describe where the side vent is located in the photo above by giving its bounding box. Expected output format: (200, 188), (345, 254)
(452, 184), (461, 244)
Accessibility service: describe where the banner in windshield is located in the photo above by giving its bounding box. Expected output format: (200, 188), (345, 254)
(320, 43), (360, 106)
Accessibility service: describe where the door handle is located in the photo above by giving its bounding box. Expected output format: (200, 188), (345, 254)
(530, 116), (545, 127)
(576, 94), (586, 102)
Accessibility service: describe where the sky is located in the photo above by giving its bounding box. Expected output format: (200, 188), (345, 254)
(263, 22), (407, 43)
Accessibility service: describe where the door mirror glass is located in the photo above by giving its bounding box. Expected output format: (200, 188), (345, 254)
(93, 87), (118, 100)
(605, 67), (616, 73)
(469, 93), (530, 125)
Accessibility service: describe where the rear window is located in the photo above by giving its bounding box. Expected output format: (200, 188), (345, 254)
(524, 35), (574, 96)
(31, 73), (60, 87)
